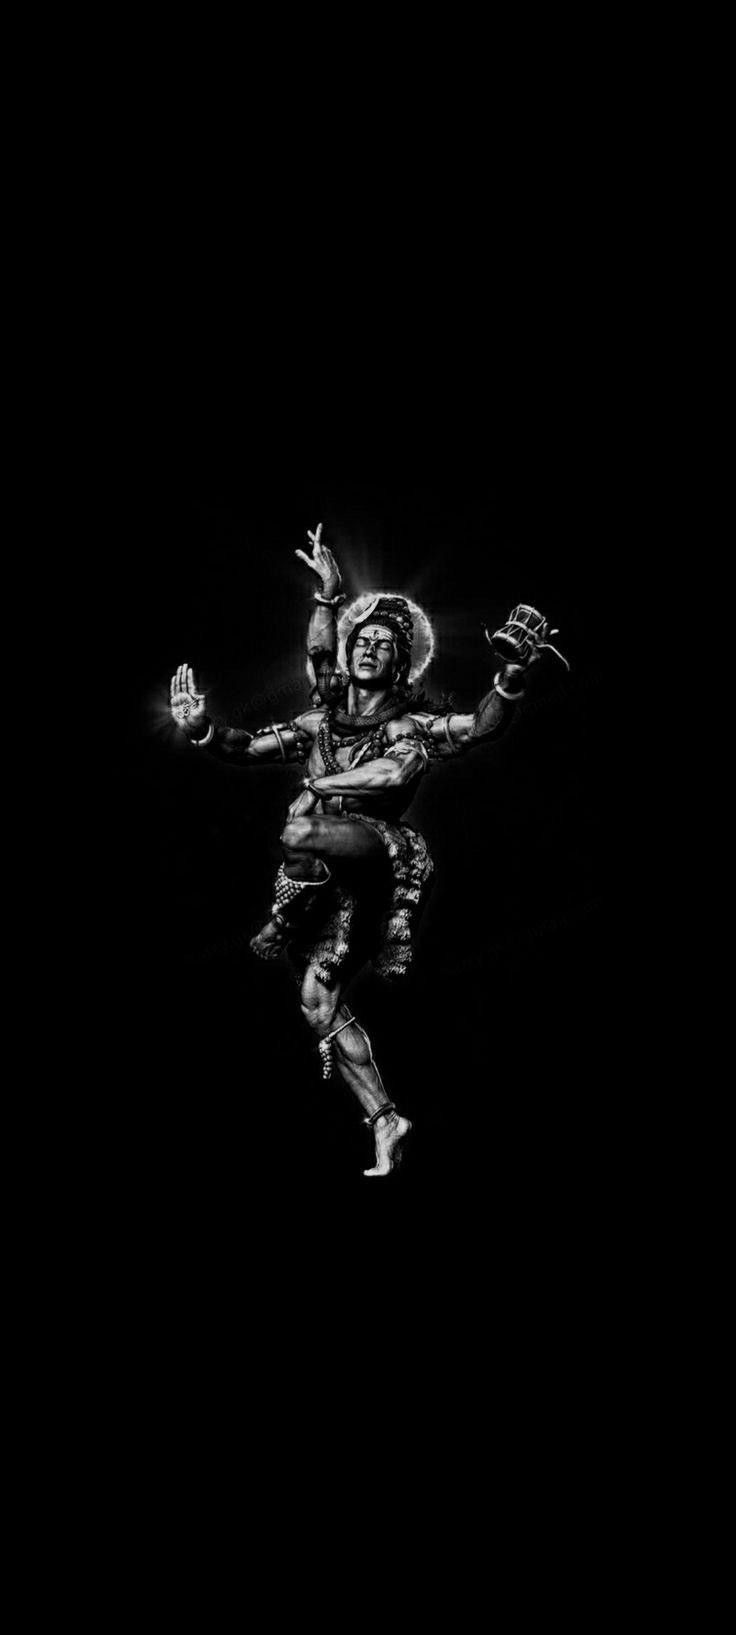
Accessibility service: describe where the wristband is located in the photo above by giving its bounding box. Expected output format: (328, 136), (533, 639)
(314, 591), (346, 607)
(493, 670), (526, 703)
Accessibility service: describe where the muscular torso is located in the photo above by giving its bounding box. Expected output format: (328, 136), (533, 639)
(300, 708), (425, 819)
(211, 690), (506, 807)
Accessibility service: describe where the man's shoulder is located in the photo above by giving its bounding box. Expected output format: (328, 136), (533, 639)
(384, 714), (430, 743)
(292, 707), (326, 736)
(407, 709), (441, 730)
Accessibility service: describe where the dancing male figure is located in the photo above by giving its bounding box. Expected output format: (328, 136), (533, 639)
(169, 525), (563, 1175)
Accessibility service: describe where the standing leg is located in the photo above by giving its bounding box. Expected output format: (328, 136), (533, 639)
(300, 962), (412, 1177)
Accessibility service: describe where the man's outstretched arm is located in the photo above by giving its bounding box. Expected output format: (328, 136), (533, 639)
(169, 663), (313, 765)
(427, 603), (564, 757)
(416, 661), (530, 760)
(439, 659), (528, 753)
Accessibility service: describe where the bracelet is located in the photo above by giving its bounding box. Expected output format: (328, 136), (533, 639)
(493, 670), (526, 703)
(191, 721), (215, 747)
(314, 591), (346, 607)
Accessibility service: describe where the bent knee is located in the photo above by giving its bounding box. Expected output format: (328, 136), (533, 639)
(300, 997), (339, 1034)
(281, 816), (318, 850)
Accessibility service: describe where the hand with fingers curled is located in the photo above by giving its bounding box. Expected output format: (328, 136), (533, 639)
(169, 663), (210, 741)
(286, 785), (320, 823)
(294, 521), (342, 600)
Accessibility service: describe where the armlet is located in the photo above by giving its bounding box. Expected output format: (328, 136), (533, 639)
(251, 721), (308, 764)
(385, 730), (431, 771)
(440, 715), (466, 756)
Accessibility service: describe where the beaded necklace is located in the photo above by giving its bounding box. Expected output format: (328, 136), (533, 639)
(317, 711), (395, 775)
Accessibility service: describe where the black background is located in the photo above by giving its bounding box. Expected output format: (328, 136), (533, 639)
(38, 38), (659, 1527)
(99, 347), (612, 1310)
(33, 42), (648, 1524)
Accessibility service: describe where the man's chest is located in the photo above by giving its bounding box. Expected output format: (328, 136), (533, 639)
(308, 736), (366, 775)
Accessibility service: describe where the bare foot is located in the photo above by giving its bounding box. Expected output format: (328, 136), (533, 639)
(250, 916), (288, 960)
(363, 1111), (412, 1177)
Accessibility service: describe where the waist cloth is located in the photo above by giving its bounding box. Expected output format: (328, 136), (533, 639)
(289, 812), (434, 986)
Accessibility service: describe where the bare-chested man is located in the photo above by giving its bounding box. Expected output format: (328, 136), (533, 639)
(169, 524), (557, 1175)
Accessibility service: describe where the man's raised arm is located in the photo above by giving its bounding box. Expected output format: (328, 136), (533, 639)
(440, 662), (526, 753)
(423, 656), (537, 760)
(295, 523), (346, 705)
(435, 602), (567, 755)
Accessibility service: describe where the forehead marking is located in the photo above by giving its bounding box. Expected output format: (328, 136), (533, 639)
(355, 625), (395, 643)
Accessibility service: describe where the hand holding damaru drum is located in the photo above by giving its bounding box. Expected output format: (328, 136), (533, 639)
(485, 605), (570, 674)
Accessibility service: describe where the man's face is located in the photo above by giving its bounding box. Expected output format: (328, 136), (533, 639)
(349, 623), (397, 687)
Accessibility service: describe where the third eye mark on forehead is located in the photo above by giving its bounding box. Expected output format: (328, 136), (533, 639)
(355, 627), (395, 649)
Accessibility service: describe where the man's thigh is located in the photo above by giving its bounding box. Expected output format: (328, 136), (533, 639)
(289, 814), (385, 861)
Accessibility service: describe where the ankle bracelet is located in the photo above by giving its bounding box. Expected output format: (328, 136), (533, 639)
(364, 1102), (398, 1128)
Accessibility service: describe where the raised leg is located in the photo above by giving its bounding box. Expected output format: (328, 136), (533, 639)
(251, 813), (384, 961)
(282, 813), (386, 862)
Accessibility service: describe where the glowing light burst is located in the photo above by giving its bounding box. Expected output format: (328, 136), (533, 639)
(335, 591), (436, 683)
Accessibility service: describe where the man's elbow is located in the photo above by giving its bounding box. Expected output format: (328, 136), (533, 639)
(385, 755), (419, 788)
